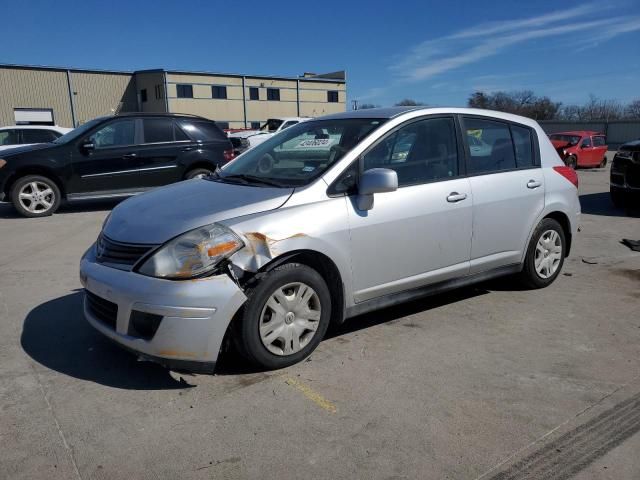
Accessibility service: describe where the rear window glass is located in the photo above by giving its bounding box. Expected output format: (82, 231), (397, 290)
(178, 120), (226, 141)
(21, 129), (60, 143)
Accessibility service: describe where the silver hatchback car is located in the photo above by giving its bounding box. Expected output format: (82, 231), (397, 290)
(80, 107), (580, 372)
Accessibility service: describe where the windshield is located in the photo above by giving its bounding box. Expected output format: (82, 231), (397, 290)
(52, 117), (105, 144)
(550, 134), (581, 146)
(217, 118), (386, 187)
(260, 119), (284, 132)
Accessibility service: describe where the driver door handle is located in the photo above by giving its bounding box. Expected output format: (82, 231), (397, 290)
(527, 179), (542, 189)
(122, 153), (137, 160)
(447, 192), (467, 203)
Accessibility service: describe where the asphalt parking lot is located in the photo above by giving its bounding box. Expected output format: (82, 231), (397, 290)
(1, 156), (639, 480)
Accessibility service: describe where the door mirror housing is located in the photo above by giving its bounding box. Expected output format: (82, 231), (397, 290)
(356, 168), (398, 210)
(81, 141), (95, 152)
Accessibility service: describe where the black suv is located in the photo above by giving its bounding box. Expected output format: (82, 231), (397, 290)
(0, 113), (234, 217)
(610, 139), (640, 207)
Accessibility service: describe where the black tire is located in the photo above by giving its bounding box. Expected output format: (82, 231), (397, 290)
(566, 155), (577, 169)
(237, 263), (331, 370)
(10, 174), (61, 218)
(519, 218), (566, 289)
(599, 156), (607, 168)
(610, 187), (625, 208)
(184, 167), (214, 180)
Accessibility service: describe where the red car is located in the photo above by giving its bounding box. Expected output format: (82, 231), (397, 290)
(549, 131), (608, 169)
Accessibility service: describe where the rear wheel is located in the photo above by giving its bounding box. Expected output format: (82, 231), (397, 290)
(237, 263), (331, 370)
(519, 218), (566, 289)
(599, 156), (607, 168)
(11, 175), (61, 217)
(184, 167), (214, 180)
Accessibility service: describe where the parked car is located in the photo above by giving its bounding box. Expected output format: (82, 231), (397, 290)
(80, 107), (580, 373)
(0, 113), (234, 217)
(610, 138), (640, 207)
(0, 125), (72, 152)
(549, 131), (607, 169)
(228, 117), (311, 149)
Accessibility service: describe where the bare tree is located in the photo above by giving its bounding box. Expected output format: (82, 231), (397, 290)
(466, 90), (560, 120)
(625, 99), (640, 119)
(395, 99), (425, 106)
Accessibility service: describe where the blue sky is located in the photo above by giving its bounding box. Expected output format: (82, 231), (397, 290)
(3, 0), (639, 108)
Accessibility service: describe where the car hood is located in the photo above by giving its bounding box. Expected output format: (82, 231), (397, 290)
(103, 179), (294, 244)
(0, 143), (51, 156)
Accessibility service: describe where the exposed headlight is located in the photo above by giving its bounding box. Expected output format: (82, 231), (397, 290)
(137, 223), (243, 279)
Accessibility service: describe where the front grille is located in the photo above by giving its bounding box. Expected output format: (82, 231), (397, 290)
(85, 290), (118, 330)
(96, 234), (155, 270)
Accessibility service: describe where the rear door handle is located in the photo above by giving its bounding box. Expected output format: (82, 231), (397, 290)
(122, 153), (137, 160)
(447, 192), (467, 203)
(181, 146), (195, 152)
(527, 179), (542, 189)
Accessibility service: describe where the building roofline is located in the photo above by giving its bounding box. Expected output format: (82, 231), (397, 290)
(0, 63), (346, 83)
(0, 63), (133, 75)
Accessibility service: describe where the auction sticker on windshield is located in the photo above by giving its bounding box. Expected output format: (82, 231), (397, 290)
(296, 138), (334, 148)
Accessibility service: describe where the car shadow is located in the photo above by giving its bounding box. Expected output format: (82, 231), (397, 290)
(0, 199), (122, 219)
(579, 192), (640, 218)
(22, 285), (504, 382)
(21, 291), (192, 390)
(216, 286), (490, 375)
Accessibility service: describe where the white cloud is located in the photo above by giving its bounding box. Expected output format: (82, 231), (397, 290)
(390, 4), (640, 83)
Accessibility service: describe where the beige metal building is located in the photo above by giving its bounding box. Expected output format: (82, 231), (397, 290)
(0, 64), (346, 129)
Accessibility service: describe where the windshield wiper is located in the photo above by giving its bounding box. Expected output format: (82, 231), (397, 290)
(220, 174), (285, 187)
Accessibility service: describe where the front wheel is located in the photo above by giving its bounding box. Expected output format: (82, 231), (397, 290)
(237, 263), (331, 370)
(565, 155), (577, 169)
(184, 167), (214, 180)
(519, 218), (566, 289)
(11, 175), (61, 217)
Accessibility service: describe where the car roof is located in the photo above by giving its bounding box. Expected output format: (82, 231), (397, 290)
(551, 131), (604, 136)
(0, 125), (71, 130)
(316, 107), (543, 128)
(114, 112), (211, 120)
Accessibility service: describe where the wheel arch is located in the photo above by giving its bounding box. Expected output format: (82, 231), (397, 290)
(543, 211), (573, 257)
(182, 160), (219, 179)
(4, 166), (66, 199)
(243, 249), (346, 326)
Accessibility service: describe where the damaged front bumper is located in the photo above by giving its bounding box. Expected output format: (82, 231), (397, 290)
(79, 245), (247, 373)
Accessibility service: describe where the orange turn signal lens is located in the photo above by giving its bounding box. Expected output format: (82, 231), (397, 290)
(207, 240), (241, 258)
(0, 159), (6, 169)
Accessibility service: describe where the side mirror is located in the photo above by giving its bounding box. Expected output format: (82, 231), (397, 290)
(81, 141), (95, 152)
(356, 168), (398, 211)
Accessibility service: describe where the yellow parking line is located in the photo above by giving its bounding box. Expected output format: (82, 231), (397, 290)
(282, 376), (337, 413)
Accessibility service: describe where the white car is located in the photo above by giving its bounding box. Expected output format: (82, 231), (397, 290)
(228, 117), (311, 149)
(0, 125), (72, 152)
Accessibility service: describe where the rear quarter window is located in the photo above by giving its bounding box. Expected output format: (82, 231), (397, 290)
(178, 120), (227, 142)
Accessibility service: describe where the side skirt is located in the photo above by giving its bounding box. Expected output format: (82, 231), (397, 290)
(66, 187), (154, 202)
(345, 263), (522, 319)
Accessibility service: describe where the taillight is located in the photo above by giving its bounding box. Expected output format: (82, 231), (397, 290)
(553, 166), (578, 188)
(223, 148), (236, 162)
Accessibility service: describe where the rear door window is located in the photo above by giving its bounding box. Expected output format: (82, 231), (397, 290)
(142, 118), (175, 143)
(593, 136), (606, 147)
(463, 117), (516, 174)
(510, 125), (535, 168)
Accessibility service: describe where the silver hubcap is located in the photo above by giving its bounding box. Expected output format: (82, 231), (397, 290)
(18, 181), (55, 213)
(535, 229), (562, 279)
(259, 282), (321, 356)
